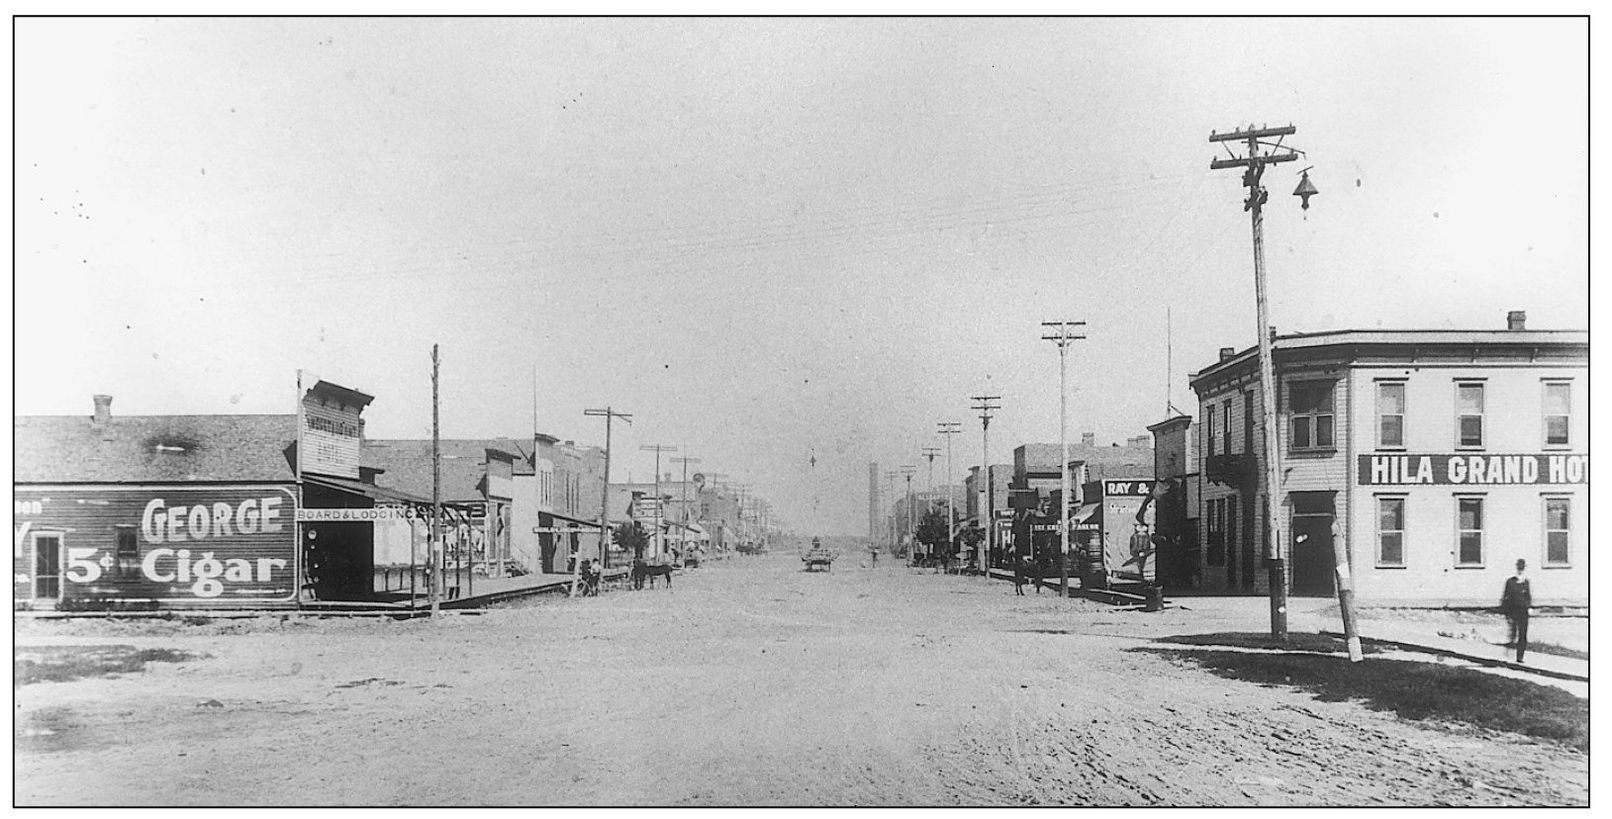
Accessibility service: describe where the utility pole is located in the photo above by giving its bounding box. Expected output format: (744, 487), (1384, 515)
(583, 408), (632, 589)
(920, 446), (940, 558)
(672, 455), (701, 558)
(971, 395), (1001, 575)
(704, 471), (729, 555)
(431, 345), (442, 616)
(640, 444), (678, 561)
(937, 421), (962, 563)
(1210, 123), (1353, 657)
(883, 470), (899, 554)
(900, 465), (916, 557)
(1042, 320), (1086, 598)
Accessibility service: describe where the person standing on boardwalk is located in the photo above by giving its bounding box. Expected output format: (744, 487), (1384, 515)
(1500, 559), (1532, 663)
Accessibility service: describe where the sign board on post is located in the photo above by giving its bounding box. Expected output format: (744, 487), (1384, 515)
(301, 404), (361, 479)
(1101, 480), (1156, 584)
(299, 380), (372, 480)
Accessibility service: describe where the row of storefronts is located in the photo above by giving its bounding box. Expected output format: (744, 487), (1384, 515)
(14, 378), (764, 611)
(875, 314), (1587, 607)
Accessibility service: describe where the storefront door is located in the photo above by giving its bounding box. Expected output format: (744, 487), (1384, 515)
(1290, 492), (1337, 597)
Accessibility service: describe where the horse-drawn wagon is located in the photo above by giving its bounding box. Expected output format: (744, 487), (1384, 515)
(802, 537), (833, 572)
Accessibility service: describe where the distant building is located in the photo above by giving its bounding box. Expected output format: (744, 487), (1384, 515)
(1007, 436), (1155, 571)
(1188, 314), (1587, 605)
(867, 462), (880, 543)
(1146, 414), (1199, 590)
(963, 464), (1014, 565)
(362, 437), (523, 592)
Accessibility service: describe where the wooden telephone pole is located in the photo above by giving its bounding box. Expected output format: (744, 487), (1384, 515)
(937, 421), (962, 563)
(671, 456), (701, 558)
(920, 446), (940, 559)
(583, 407), (632, 590)
(1042, 320), (1086, 598)
(900, 465), (916, 559)
(1210, 123), (1357, 659)
(430, 345), (442, 616)
(640, 444), (678, 560)
(971, 395), (1001, 575)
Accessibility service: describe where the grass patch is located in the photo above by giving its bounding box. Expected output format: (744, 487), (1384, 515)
(1516, 642), (1588, 662)
(1156, 631), (1388, 655)
(1138, 644), (1588, 752)
(14, 645), (203, 686)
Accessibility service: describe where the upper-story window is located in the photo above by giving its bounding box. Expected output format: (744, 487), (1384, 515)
(1376, 382), (1405, 449)
(1243, 391), (1255, 455)
(1543, 381), (1571, 448)
(1221, 401), (1233, 455)
(1456, 382), (1485, 448)
(1288, 381), (1335, 452)
(1206, 405), (1218, 457)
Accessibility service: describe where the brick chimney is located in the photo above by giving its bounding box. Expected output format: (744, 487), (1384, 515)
(1219, 347), (1237, 362)
(1507, 310), (1527, 331)
(92, 394), (113, 425)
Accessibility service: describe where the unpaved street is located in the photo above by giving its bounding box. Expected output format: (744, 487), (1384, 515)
(14, 553), (1589, 806)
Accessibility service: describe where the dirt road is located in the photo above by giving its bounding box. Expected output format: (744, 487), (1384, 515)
(14, 553), (1588, 806)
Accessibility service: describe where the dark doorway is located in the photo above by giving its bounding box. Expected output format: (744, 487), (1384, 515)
(1290, 492), (1336, 597)
(33, 533), (62, 600)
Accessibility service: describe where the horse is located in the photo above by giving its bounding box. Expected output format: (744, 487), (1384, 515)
(632, 559), (674, 590)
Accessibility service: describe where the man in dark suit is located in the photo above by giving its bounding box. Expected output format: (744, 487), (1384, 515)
(1500, 559), (1532, 663)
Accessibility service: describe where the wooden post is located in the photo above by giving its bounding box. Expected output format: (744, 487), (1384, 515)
(431, 345), (442, 616)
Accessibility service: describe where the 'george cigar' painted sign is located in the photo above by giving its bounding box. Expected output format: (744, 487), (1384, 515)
(13, 486), (298, 603)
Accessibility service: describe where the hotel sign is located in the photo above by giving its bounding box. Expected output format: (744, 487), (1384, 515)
(1358, 453), (1588, 486)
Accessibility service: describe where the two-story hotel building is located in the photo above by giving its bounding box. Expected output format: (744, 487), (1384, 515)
(1188, 313), (1586, 606)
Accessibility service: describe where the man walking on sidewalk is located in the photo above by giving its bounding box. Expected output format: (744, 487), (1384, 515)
(1501, 559), (1532, 663)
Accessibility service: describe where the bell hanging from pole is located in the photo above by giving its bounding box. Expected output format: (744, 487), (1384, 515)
(1293, 168), (1319, 217)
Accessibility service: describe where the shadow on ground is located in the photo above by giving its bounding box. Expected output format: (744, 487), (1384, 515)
(1136, 633), (1588, 752)
(15, 645), (204, 686)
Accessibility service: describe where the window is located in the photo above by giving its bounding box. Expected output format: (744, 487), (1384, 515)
(1376, 497), (1405, 567)
(32, 534), (62, 599)
(1222, 401), (1233, 455)
(1225, 499), (1238, 570)
(1244, 391), (1255, 455)
(1206, 498), (1225, 566)
(1544, 497), (1571, 566)
(1544, 382), (1571, 447)
(1377, 382), (1405, 449)
(1206, 405), (1218, 457)
(114, 526), (140, 579)
(1456, 497), (1484, 567)
(1456, 383), (1485, 448)
(1289, 382), (1335, 451)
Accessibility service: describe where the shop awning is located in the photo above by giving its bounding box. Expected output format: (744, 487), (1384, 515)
(1073, 503), (1100, 524)
(302, 473), (432, 506)
(541, 510), (604, 529)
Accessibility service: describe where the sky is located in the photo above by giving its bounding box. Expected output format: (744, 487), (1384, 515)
(13, 17), (1590, 535)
